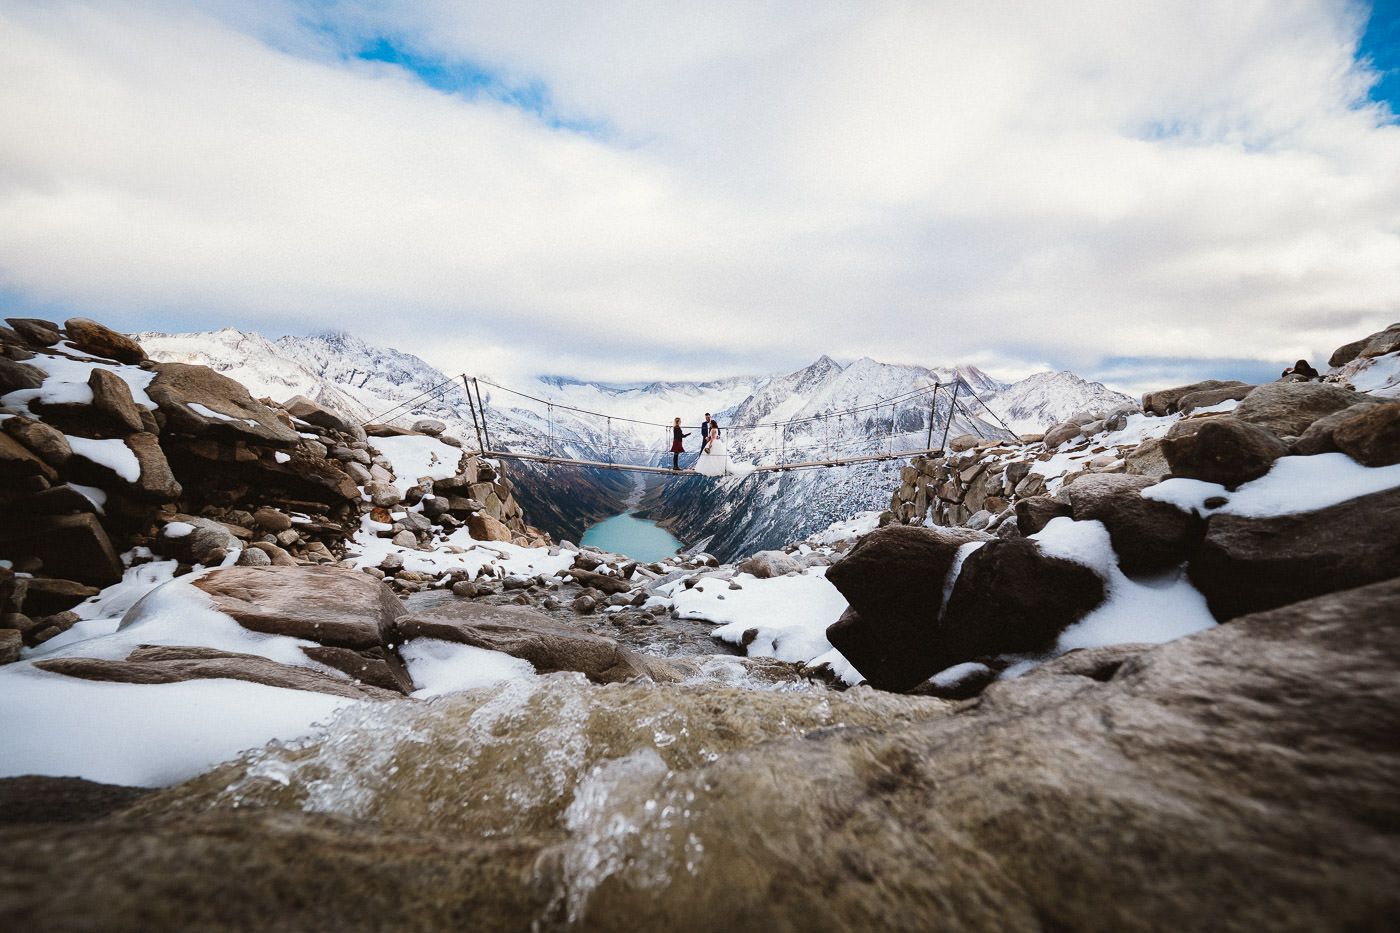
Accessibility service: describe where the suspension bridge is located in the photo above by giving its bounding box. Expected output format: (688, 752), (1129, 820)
(362, 371), (1015, 478)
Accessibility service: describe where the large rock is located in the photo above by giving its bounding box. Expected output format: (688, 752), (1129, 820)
(63, 318), (147, 365)
(4, 317), (61, 347)
(19, 578), (99, 617)
(825, 525), (993, 691)
(936, 538), (1105, 666)
(1332, 402), (1400, 467)
(124, 432), (182, 500)
(467, 512), (513, 543)
(399, 602), (677, 684)
(0, 513), (122, 586)
(1160, 417), (1288, 488)
(1064, 473), (1206, 574)
(1042, 421), (1081, 449)
(145, 363), (301, 446)
(0, 629), (19, 665)
(281, 395), (363, 439)
(567, 568), (632, 595)
(0, 356), (45, 393)
(0, 430), (58, 483)
(36, 646), (394, 700)
(1291, 399), (1385, 455)
(1189, 486), (1400, 620)
(1122, 436), (1169, 477)
(826, 525), (991, 626)
(734, 550), (801, 578)
(1013, 495), (1071, 536)
(1142, 379), (1247, 416)
(188, 567), (410, 663)
(1355, 322), (1400, 360)
(86, 368), (146, 433)
(1232, 382), (1362, 438)
(1177, 383), (1255, 414)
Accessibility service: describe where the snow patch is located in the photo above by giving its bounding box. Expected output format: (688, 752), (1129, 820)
(400, 639), (536, 698)
(67, 436), (140, 482)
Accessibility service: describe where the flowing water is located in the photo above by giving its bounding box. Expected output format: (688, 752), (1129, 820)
(580, 476), (684, 562)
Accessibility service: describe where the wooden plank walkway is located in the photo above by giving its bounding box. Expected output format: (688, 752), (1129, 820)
(476, 447), (944, 476)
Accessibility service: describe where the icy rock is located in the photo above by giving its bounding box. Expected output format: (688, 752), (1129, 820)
(145, 362), (301, 446)
(1014, 495), (1072, 536)
(1064, 474), (1206, 575)
(390, 530), (418, 549)
(1177, 383), (1255, 415)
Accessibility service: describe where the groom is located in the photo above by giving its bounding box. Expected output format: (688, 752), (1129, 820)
(700, 412), (715, 452)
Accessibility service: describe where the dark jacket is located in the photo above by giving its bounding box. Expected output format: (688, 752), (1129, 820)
(671, 426), (690, 452)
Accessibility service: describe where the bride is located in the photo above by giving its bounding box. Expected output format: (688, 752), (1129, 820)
(693, 418), (729, 477)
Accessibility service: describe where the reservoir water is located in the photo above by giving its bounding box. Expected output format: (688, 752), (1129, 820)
(580, 476), (685, 562)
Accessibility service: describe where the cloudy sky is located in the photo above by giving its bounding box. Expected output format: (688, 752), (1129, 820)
(2, 1), (1398, 394)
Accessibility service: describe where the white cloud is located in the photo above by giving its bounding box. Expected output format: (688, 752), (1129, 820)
(1, 0), (1397, 384)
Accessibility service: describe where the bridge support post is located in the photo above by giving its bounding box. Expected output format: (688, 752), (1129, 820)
(939, 380), (959, 453)
(463, 375), (485, 453)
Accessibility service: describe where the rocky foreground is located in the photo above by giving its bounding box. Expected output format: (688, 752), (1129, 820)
(2, 319), (1399, 930)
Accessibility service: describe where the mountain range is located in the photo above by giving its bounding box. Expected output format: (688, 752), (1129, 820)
(137, 328), (1131, 555)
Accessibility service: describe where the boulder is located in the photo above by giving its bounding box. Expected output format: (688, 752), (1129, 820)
(0, 356), (46, 393)
(735, 550), (801, 578)
(1142, 379), (1247, 416)
(1357, 323), (1400, 359)
(1043, 421), (1080, 448)
(1014, 495), (1072, 536)
(36, 646), (394, 700)
(936, 538), (1105, 668)
(281, 395), (363, 440)
(1232, 382), (1361, 438)
(187, 567), (411, 677)
(365, 482), (402, 508)
(19, 578), (98, 617)
(236, 548), (272, 567)
(4, 318), (61, 347)
(1177, 383), (1255, 415)
(1123, 436), (1169, 477)
(826, 525), (992, 627)
(1291, 400), (1385, 455)
(87, 369), (145, 433)
(0, 513), (122, 586)
(1188, 486), (1400, 620)
(567, 568), (632, 595)
(63, 319), (147, 364)
(145, 363), (301, 446)
(1161, 417), (1288, 488)
(412, 419), (446, 436)
(1064, 474), (1206, 575)
(158, 517), (239, 565)
(300, 645), (413, 693)
(0, 430), (58, 483)
(124, 432), (182, 500)
(15, 483), (102, 516)
(466, 512), (512, 543)
(252, 507), (292, 532)
(399, 602), (678, 684)
(1332, 402), (1400, 467)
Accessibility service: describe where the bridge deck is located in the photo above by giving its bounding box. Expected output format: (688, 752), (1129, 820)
(476, 447), (944, 476)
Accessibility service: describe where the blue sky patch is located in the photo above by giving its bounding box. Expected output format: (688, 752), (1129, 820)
(1360, 0), (1400, 114)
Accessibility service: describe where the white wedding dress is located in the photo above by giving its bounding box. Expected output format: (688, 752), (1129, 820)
(694, 436), (729, 477)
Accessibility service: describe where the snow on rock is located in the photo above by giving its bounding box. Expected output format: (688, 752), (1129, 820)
(66, 435), (141, 483)
(371, 434), (466, 495)
(0, 352), (156, 413)
(806, 511), (882, 546)
(1144, 452), (1400, 518)
(1031, 517), (1217, 652)
(667, 568), (858, 683)
(401, 639), (536, 698)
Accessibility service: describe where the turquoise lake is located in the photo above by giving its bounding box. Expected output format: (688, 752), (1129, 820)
(580, 511), (684, 563)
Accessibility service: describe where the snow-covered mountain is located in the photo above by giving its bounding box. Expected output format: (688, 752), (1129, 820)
(985, 371), (1134, 434)
(140, 326), (1131, 555)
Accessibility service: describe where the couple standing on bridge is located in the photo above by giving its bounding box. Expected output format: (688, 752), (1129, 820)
(671, 413), (729, 477)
